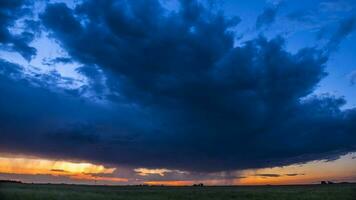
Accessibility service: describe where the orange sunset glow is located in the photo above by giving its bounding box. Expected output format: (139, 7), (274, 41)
(236, 153), (356, 185)
(1, 153), (355, 185)
(0, 154), (127, 183)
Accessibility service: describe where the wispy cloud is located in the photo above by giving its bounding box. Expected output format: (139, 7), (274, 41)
(326, 16), (356, 52)
(256, 3), (281, 30)
(348, 70), (356, 85)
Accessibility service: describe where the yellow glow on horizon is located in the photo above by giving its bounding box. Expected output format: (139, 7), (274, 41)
(144, 179), (235, 186)
(0, 157), (115, 175)
(146, 154), (356, 186)
(134, 168), (173, 176)
(70, 174), (128, 182)
(144, 180), (195, 186)
(0, 153), (355, 185)
(235, 153), (356, 185)
(0, 155), (128, 183)
(134, 168), (188, 177)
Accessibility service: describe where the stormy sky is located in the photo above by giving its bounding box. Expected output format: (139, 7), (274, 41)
(0, 0), (355, 185)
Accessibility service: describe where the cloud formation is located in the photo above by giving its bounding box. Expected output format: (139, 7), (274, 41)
(326, 16), (355, 52)
(349, 70), (356, 85)
(256, 3), (280, 29)
(254, 173), (305, 178)
(0, 0), (355, 174)
(0, 0), (37, 60)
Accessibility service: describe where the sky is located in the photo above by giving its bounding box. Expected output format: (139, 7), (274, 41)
(0, 0), (355, 185)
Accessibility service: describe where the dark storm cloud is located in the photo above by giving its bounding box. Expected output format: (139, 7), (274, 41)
(0, 58), (152, 163)
(0, 0), (356, 173)
(0, 0), (37, 60)
(256, 4), (280, 30)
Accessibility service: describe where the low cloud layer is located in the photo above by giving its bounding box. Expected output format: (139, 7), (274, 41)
(0, 0), (355, 174)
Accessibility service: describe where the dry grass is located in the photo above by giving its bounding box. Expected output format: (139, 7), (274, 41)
(1, 182), (355, 200)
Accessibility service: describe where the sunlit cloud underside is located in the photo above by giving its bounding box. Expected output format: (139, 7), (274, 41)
(0, 155), (127, 183)
(0, 153), (355, 185)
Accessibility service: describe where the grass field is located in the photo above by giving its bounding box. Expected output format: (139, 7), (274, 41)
(0, 182), (355, 200)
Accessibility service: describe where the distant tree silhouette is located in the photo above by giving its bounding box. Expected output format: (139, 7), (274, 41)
(0, 180), (22, 184)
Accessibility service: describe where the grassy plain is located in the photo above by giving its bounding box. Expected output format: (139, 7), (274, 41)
(0, 182), (355, 200)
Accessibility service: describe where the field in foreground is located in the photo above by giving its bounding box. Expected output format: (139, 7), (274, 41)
(0, 182), (355, 200)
